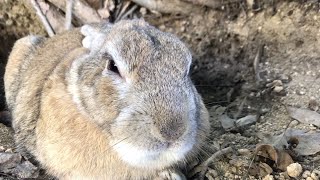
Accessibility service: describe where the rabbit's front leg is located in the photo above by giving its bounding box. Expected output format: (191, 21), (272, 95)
(155, 169), (187, 180)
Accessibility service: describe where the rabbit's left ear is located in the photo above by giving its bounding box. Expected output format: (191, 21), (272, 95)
(81, 22), (113, 54)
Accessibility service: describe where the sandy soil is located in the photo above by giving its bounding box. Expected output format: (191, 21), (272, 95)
(0, 0), (320, 179)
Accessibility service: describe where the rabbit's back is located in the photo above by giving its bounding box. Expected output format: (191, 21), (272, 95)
(4, 30), (83, 156)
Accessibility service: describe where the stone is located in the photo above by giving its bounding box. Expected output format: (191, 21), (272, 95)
(287, 163), (303, 177)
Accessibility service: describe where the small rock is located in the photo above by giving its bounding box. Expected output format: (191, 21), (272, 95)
(263, 174), (274, 180)
(306, 177), (314, 180)
(97, 8), (110, 19)
(290, 120), (299, 127)
(273, 86), (284, 93)
(287, 163), (303, 177)
(266, 80), (283, 87)
(296, 89), (306, 95)
(5, 148), (13, 153)
(303, 170), (312, 178)
(206, 168), (218, 177)
(308, 98), (319, 111)
(310, 126), (317, 130)
(229, 157), (248, 167)
(231, 167), (237, 173)
(311, 170), (320, 180)
(5, 19), (13, 26)
(238, 148), (251, 155)
(139, 7), (147, 15)
(236, 115), (257, 127)
(159, 25), (166, 31)
(279, 74), (291, 83)
(0, 146), (5, 152)
(13, 160), (39, 179)
(0, 152), (22, 170)
(279, 172), (289, 180)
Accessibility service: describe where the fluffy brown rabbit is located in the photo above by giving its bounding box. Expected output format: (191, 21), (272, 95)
(4, 19), (210, 180)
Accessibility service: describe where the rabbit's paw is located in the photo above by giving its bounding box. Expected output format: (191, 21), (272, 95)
(155, 169), (187, 180)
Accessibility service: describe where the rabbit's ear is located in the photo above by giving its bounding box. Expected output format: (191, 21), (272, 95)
(81, 22), (113, 53)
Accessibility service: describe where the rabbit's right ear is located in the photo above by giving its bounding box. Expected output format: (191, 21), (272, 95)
(81, 22), (113, 53)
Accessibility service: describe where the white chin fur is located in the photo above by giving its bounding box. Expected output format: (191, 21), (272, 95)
(111, 140), (194, 169)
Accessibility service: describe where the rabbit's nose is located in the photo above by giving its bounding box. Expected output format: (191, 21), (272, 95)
(157, 119), (186, 142)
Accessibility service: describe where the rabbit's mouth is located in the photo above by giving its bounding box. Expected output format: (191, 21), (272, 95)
(111, 138), (194, 169)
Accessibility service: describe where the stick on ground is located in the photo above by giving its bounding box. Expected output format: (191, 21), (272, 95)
(30, 0), (55, 36)
(65, 0), (74, 30)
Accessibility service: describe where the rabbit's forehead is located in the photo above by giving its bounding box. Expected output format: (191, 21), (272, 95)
(104, 27), (192, 77)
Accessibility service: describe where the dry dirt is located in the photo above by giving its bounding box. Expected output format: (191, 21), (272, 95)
(1, 0), (320, 179)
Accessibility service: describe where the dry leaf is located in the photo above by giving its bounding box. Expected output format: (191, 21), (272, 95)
(258, 129), (320, 156)
(287, 106), (320, 127)
(255, 144), (294, 171)
(248, 162), (273, 177)
(276, 149), (294, 171)
(256, 144), (278, 162)
(285, 129), (320, 155)
(257, 132), (288, 150)
(258, 163), (273, 177)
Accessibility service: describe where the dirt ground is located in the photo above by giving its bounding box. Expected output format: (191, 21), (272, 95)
(1, 0), (320, 179)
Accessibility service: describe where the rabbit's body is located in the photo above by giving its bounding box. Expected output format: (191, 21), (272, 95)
(4, 20), (209, 180)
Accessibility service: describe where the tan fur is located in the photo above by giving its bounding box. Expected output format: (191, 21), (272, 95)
(4, 20), (210, 180)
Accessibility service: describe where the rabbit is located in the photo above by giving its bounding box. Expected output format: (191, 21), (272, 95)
(4, 19), (210, 180)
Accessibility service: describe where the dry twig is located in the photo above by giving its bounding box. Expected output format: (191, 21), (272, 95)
(189, 147), (233, 179)
(181, 0), (243, 9)
(115, 2), (139, 22)
(47, 0), (101, 24)
(131, 0), (202, 14)
(30, 0), (55, 36)
(253, 44), (264, 83)
(24, 0), (69, 34)
(65, 0), (74, 30)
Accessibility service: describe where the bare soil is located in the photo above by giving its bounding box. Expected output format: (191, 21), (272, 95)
(1, 0), (320, 179)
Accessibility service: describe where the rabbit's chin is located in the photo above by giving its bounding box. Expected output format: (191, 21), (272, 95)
(111, 139), (194, 169)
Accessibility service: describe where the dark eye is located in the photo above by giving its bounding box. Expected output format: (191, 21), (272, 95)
(103, 53), (121, 77)
(108, 59), (120, 76)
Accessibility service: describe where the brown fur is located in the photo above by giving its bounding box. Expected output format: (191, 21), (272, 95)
(4, 20), (210, 180)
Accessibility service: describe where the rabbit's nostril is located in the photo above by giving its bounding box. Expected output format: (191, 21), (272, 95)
(159, 122), (186, 142)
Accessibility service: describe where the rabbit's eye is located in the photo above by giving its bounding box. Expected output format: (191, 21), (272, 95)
(102, 53), (122, 78)
(108, 59), (121, 76)
(108, 59), (119, 74)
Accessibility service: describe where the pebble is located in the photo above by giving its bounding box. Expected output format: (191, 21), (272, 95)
(290, 120), (299, 127)
(287, 163), (303, 177)
(139, 7), (147, 15)
(296, 89), (306, 95)
(0, 152), (22, 169)
(207, 168), (218, 177)
(303, 170), (311, 178)
(308, 97), (319, 111)
(306, 177), (314, 180)
(279, 74), (291, 83)
(273, 86), (284, 93)
(238, 148), (251, 155)
(278, 172), (288, 180)
(310, 126), (317, 130)
(266, 80), (283, 87)
(311, 170), (320, 180)
(5, 148), (13, 153)
(263, 174), (274, 180)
